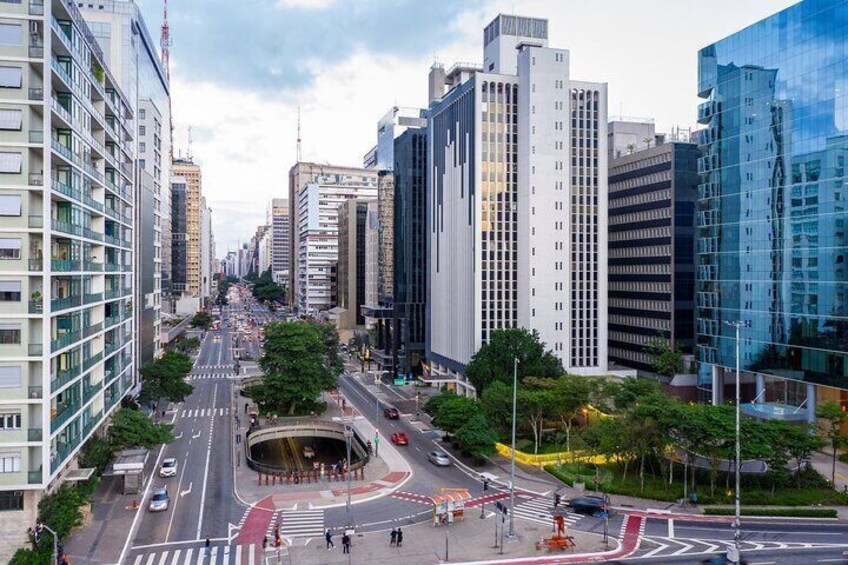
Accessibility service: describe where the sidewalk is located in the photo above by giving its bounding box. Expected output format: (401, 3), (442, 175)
(280, 509), (612, 565)
(810, 450), (848, 493)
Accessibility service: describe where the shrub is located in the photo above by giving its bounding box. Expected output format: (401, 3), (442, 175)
(37, 484), (86, 539)
(704, 507), (837, 518)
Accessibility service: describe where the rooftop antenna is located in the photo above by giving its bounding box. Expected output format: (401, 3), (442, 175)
(296, 106), (302, 163)
(187, 126), (193, 160)
(161, 0), (174, 160)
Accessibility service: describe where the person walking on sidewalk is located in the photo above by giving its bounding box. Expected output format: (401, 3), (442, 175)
(204, 537), (211, 557)
(390, 528), (397, 547)
(262, 536), (268, 551)
(325, 529), (335, 550)
(396, 527), (403, 548)
(342, 533), (351, 554)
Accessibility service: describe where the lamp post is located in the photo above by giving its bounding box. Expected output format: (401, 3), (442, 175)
(344, 425), (353, 527)
(508, 357), (518, 538)
(723, 319), (749, 564)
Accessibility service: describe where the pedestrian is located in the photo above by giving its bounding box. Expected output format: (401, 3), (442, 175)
(244, 402), (249, 414)
(390, 528), (397, 547)
(374, 431), (380, 457)
(274, 524), (280, 538)
(367, 440), (372, 454)
(396, 527), (403, 548)
(235, 433), (240, 444)
(342, 533), (351, 554)
(325, 529), (334, 550)
(204, 537), (211, 557)
(262, 536), (268, 550)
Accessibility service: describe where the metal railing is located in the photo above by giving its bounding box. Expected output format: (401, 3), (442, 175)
(28, 386), (42, 399)
(28, 428), (42, 442)
(51, 259), (81, 272)
(28, 172), (43, 185)
(50, 330), (80, 350)
(28, 258), (43, 271)
(28, 215), (43, 228)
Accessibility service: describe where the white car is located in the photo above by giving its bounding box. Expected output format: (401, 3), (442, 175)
(148, 487), (170, 512)
(159, 458), (178, 478)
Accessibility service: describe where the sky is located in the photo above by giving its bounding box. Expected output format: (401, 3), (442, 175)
(134, 0), (799, 254)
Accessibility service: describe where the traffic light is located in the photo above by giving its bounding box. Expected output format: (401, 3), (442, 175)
(554, 493), (562, 506)
(483, 479), (490, 492)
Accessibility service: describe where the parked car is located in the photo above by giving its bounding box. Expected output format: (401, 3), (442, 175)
(148, 487), (170, 512)
(566, 495), (608, 516)
(427, 450), (451, 467)
(383, 407), (400, 419)
(391, 432), (409, 446)
(159, 458), (178, 478)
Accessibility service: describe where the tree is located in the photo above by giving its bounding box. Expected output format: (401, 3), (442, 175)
(251, 267), (285, 304)
(453, 414), (498, 461)
(644, 335), (684, 377)
(816, 401), (848, 486)
(433, 394), (483, 434)
(424, 390), (457, 417)
(605, 377), (663, 412)
(464, 328), (562, 393)
(190, 311), (212, 329)
(109, 407), (173, 450)
(529, 375), (592, 452)
(517, 385), (557, 455)
(784, 424), (825, 489)
(480, 381), (513, 436)
(249, 321), (340, 415)
(138, 351), (194, 414)
(315, 321), (344, 378)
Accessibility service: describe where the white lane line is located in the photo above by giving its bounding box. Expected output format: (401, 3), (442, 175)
(668, 519), (675, 538)
(169, 549), (181, 564)
(234, 545), (242, 565)
(248, 545), (255, 565)
(165, 450), (190, 541)
(132, 556), (142, 565)
(196, 382), (217, 538)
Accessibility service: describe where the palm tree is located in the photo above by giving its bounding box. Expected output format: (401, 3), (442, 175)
(626, 143), (637, 154)
(643, 135), (653, 149)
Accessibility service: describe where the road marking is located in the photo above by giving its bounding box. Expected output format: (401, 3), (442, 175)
(145, 554), (155, 565)
(169, 549), (181, 564)
(180, 482), (192, 497)
(668, 518), (675, 538)
(192, 430), (202, 439)
(196, 383), (217, 539)
(234, 545), (242, 564)
(184, 549), (193, 563)
(132, 556), (142, 565)
(166, 453), (189, 541)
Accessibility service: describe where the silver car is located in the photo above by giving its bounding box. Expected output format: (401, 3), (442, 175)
(427, 450), (451, 467)
(148, 487), (170, 512)
(159, 458), (178, 478)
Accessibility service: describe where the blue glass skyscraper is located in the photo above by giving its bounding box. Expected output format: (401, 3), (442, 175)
(697, 0), (848, 420)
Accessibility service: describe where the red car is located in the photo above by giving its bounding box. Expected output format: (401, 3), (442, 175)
(383, 407), (400, 419)
(391, 432), (409, 445)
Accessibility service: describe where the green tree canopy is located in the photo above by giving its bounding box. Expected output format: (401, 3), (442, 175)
(251, 267), (285, 304)
(190, 311), (213, 329)
(816, 401), (847, 486)
(454, 414), (499, 461)
(138, 351), (194, 409)
(433, 394), (483, 434)
(109, 407), (174, 450)
(250, 321), (341, 415)
(464, 328), (562, 393)
(644, 334), (685, 376)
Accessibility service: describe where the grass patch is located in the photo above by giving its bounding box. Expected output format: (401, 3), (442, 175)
(704, 507), (837, 518)
(544, 461), (848, 506)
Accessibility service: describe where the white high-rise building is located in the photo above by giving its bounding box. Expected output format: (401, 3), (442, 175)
(0, 0), (136, 555)
(199, 196), (212, 300)
(427, 14), (608, 395)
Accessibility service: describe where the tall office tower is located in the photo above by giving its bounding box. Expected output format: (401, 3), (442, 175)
(170, 175), (186, 295)
(199, 196), (211, 301)
(0, 0), (136, 553)
(337, 199), (372, 329)
(270, 198), (289, 286)
(393, 128), (427, 377)
(376, 171), (394, 305)
(427, 14), (608, 395)
(171, 158), (201, 298)
(697, 0), (848, 419)
(608, 128), (700, 373)
(364, 107), (428, 170)
(287, 163), (377, 316)
(365, 199), (379, 309)
(257, 223), (272, 275)
(80, 0), (172, 362)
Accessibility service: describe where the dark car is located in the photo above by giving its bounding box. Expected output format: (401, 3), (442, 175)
(701, 557), (747, 565)
(383, 407), (400, 419)
(566, 495), (608, 516)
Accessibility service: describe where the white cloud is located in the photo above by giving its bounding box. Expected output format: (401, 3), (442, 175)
(276, 0), (337, 8)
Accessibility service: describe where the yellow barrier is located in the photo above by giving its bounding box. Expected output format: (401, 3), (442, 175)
(495, 443), (609, 467)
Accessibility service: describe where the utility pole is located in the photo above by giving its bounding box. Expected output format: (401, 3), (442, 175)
(508, 357), (518, 538)
(723, 319), (749, 564)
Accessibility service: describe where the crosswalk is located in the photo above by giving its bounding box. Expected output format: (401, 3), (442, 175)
(179, 407), (231, 418)
(130, 544), (261, 565)
(194, 364), (235, 370)
(270, 509), (325, 539)
(512, 497), (583, 529)
(189, 373), (233, 380)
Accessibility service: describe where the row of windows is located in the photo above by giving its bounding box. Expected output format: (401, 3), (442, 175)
(610, 207), (668, 225)
(609, 263), (671, 275)
(611, 152), (671, 175)
(610, 225), (671, 242)
(610, 315), (670, 331)
(609, 245), (671, 259)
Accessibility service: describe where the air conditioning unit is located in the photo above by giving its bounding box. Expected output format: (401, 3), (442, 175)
(29, 21), (39, 36)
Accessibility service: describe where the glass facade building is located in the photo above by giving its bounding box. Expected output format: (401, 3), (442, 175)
(697, 0), (848, 416)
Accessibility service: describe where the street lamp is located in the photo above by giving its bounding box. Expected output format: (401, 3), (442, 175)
(508, 357), (518, 538)
(344, 425), (354, 526)
(723, 319), (750, 564)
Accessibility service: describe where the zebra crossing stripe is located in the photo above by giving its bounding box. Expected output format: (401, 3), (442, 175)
(169, 549), (181, 564)
(145, 554), (155, 565)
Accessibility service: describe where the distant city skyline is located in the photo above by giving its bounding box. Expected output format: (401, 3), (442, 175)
(134, 0), (797, 251)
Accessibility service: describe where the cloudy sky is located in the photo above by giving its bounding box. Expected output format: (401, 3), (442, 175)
(134, 0), (797, 254)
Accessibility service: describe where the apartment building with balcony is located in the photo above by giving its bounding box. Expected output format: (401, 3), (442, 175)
(0, 0), (135, 555)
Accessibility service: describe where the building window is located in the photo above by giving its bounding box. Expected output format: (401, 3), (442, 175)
(139, 126), (146, 136)
(0, 108), (21, 131)
(0, 366), (21, 387)
(139, 109), (146, 120)
(0, 194), (21, 216)
(139, 142), (146, 153)
(0, 280), (21, 302)
(0, 455), (20, 473)
(0, 152), (22, 173)
(0, 413), (20, 429)
(0, 490), (23, 511)
(0, 324), (20, 344)
(0, 66), (21, 88)
(0, 23), (21, 46)
(0, 238), (21, 259)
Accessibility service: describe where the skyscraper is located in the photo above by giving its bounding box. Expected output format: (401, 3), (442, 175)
(427, 14), (609, 395)
(697, 0), (848, 418)
(0, 0), (135, 552)
(171, 157), (201, 302)
(270, 198), (289, 286)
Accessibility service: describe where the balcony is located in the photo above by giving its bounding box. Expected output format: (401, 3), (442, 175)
(28, 343), (42, 356)
(104, 234), (121, 246)
(83, 379), (102, 402)
(105, 392), (120, 410)
(83, 292), (102, 305)
(104, 262), (120, 272)
(83, 410), (103, 437)
(28, 428), (42, 442)
(28, 385), (42, 399)
(29, 0), (44, 16)
(29, 258), (43, 271)
(83, 260), (103, 272)
(51, 364), (80, 390)
(52, 179), (81, 201)
(104, 288), (120, 300)
(83, 352), (102, 372)
(83, 321), (102, 338)
(28, 87), (44, 101)
(51, 437), (78, 470)
(29, 173), (43, 186)
(29, 129), (43, 144)
(121, 287), (132, 296)
(28, 470), (42, 485)
(50, 330), (80, 350)
(52, 218), (81, 237)
(82, 227), (103, 242)
(28, 299), (43, 313)
(83, 194), (103, 213)
(104, 316), (120, 330)
(28, 215), (43, 228)
(51, 259), (80, 272)
(51, 294), (81, 311)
